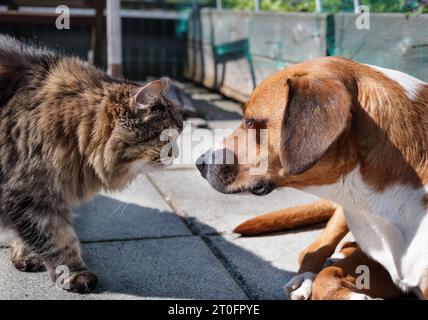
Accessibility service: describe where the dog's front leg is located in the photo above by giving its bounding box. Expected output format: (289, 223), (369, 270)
(285, 204), (349, 300)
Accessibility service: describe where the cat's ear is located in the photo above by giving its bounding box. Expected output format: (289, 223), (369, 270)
(131, 77), (171, 110)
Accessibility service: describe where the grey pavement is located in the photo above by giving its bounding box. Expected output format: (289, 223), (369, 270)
(74, 176), (192, 242)
(0, 238), (246, 300)
(0, 82), (331, 300)
(147, 169), (319, 236)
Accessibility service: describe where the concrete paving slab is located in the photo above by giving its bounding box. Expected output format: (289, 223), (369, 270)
(207, 120), (242, 131)
(186, 91), (242, 121)
(0, 175), (191, 247)
(74, 175), (192, 242)
(0, 237), (247, 300)
(147, 169), (320, 235)
(208, 229), (323, 299)
(0, 229), (14, 248)
(169, 120), (213, 170)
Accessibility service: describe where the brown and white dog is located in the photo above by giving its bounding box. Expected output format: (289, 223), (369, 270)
(234, 200), (404, 300)
(196, 57), (428, 299)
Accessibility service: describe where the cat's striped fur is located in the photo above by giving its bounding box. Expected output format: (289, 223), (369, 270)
(0, 35), (182, 293)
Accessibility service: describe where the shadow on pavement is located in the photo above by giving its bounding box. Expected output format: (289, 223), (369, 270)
(0, 195), (297, 299)
(74, 195), (295, 299)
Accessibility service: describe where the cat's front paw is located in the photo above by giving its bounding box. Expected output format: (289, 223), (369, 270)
(11, 240), (44, 272)
(60, 271), (98, 294)
(11, 256), (44, 272)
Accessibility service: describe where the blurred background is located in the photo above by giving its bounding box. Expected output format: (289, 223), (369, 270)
(0, 0), (427, 103)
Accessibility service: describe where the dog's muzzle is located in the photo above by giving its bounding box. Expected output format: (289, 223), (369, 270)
(196, 154), (207, 178)
(196, 149), (274, 196)
(249, 180), (274, 196)
(196, 149), (238, 190)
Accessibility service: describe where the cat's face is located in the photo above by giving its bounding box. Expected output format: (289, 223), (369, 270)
(103, 79), (183, 190)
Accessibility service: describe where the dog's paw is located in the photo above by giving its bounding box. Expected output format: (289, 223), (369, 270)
(61, 271), (98, 294)
(284, 272), (316, 300)
(322, 252), (346, 268)
(347, 292), (381, 300)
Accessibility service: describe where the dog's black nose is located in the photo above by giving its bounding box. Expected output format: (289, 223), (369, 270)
(195, 154), (206, 174)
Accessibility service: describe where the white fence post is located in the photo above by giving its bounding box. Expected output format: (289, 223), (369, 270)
(354, 0), (360, 13)
(315, 0), (322, 12)
(254, 0), (260, 11)
(107, 0), (123, 78)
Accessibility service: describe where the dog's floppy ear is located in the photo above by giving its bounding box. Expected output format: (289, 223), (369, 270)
(280, 75), (352, 175)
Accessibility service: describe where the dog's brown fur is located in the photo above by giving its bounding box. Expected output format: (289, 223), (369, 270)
(235, 202), (404, 299)
(200, 57), (428, 195)
(0, 35), (182, 293)
(198, 56), (428, 299)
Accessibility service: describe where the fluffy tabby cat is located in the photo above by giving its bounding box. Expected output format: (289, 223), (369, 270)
(0, 35), (182, 293)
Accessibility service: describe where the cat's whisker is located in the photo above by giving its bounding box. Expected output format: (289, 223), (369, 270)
(109, 202), (126, 217)
(118, 203), (129, 217)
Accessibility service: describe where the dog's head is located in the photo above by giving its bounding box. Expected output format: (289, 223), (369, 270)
(196, 57), (359, 195)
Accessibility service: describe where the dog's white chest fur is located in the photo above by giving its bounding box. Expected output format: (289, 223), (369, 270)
(367, 64), (425, 100)
(304, 167), (428, 293)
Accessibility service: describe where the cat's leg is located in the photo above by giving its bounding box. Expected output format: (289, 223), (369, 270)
(43, 215), (97, 294)
(10, 206), (97, 293)
(11, 238), (44, 272)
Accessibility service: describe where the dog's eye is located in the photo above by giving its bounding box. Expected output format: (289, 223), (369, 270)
(244, 119), (254, 128)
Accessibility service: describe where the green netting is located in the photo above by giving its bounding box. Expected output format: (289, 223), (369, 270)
(193, 0), (428, 12)
(321, 0), (428, 12)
